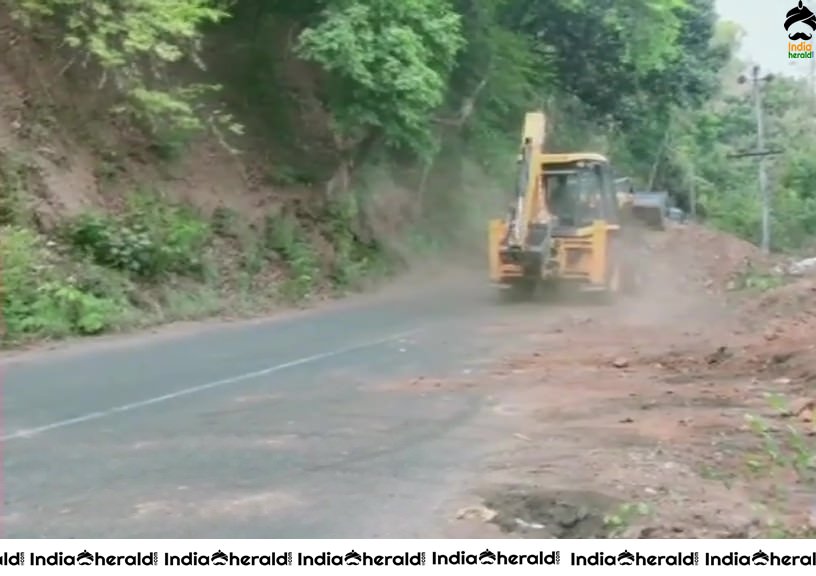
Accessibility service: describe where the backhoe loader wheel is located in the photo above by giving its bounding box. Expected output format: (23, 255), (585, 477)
(620, 261), (638, 295)
(608, 263), (622, 293)
(608, 236), (639, 297)
(499, 279), (537, 302)
(598, 243), (631, 303)
(620, 238), (644, 295)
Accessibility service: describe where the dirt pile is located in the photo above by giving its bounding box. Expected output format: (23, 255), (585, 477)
(640, 223), (816, 357)
(723, 275), (816, 384)
(652, 223), (770, 292)
(747, 276), (816, 320)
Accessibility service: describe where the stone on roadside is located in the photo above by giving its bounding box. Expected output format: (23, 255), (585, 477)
(612, 357), (629, 368)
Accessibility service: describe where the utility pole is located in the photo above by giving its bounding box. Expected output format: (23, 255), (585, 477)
(752, 66), (770, 254)
(736, 66), (774, 254)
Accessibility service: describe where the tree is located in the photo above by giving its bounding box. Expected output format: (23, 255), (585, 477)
(10, 0), (231, 138)
(296, 0), (465, 156)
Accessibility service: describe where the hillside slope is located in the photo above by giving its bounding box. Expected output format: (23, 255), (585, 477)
(2, 0), (794, 348)
(0, 7), (412, 347)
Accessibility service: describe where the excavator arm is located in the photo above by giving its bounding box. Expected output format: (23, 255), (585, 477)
(505, 111), (548, 248)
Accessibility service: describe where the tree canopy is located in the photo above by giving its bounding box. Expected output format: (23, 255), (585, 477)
(9, 0), (816, 251)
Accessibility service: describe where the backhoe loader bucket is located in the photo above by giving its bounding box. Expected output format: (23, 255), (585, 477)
(631, 192), (667, 230)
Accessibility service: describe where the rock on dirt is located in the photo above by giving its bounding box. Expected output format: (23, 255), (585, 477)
(705, 346), (731, 365)
(788, 257), (816, 276)
(455, 505), (498, 523)
(763, 328), (778, 341)
(785, 397), (815, 418)
(480, 487), (619, 539)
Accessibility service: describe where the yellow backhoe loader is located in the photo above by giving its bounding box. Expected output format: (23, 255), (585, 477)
(488, 111), (636, 298)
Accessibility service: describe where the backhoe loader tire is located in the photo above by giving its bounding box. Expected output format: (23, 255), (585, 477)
(620, 260), (639, 295)
(498, 279), (537, 303)
(616, 231), (643, 296)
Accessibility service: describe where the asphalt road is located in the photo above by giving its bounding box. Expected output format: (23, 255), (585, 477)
(1, 277), (569, 538)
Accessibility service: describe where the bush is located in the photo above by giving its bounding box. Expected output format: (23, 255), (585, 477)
(0, 154), (31, 227)
(324, 196), (390, 290)
(1, 227), (129, 341)
(264, 213), (320, 301)
(65, 192), (211, 280)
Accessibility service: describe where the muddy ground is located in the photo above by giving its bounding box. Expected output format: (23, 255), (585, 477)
(442, 224), (816, 539)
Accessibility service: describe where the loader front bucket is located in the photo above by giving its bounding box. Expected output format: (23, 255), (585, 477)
(631, 192), (667, 230)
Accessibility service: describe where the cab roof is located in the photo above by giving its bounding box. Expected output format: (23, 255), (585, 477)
(539, 152), (609, 164)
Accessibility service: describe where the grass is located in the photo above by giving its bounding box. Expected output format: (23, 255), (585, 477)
(733, 270), (787, 293)
(739, 409), (816, 537)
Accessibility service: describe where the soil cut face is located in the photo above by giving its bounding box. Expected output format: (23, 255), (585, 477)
(441, 224), (816, 538)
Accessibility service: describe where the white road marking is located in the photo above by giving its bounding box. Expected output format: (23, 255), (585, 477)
(2, 329), (421, 442)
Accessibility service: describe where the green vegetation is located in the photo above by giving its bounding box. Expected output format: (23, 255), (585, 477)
(8, 0), (233, 145)
(603, 502), (654, 537)
(263, 213), (321, 302)
(296, 0), (465, 155)
(1, 0), (814, 345)
(0, 184), (396, 343)
(641, 23), (816, 251)
(64, 193), (211, 280)
(1, 226), (135, 338)
(738, 411), (816, 537)
(732, 268), (786, 293)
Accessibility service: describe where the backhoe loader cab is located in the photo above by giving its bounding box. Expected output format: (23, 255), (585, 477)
(488, 112), (634, 297)
(542, 157), (620, 230)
